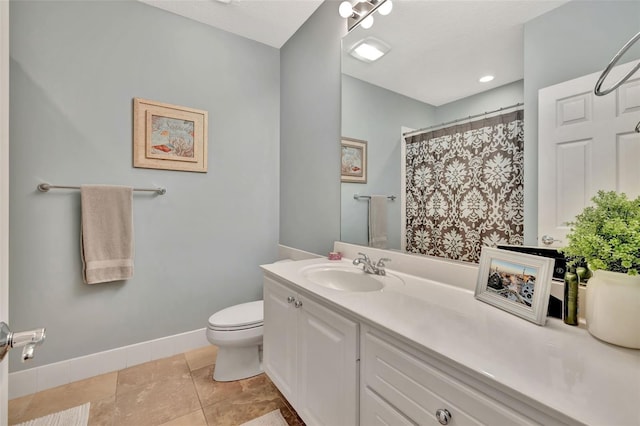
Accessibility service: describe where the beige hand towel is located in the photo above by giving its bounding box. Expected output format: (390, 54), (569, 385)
(368, 195), (388, 249)
(81, 185), (134, 284)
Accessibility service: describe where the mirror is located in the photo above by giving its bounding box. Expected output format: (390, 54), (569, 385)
(340, 0), (640, 256)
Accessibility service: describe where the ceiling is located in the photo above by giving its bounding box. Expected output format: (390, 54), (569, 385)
(141, 0), (567, 106)
(138, 0), (324, 49)
(342, 1), (568, 106)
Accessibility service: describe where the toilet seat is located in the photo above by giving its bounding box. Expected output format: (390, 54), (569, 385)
(208, 300), (263, 331)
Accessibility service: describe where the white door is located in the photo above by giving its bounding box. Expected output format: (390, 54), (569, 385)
(297, 296), (358, 426)
(538, 60), (640, 247)
(1, 0), (10, 423)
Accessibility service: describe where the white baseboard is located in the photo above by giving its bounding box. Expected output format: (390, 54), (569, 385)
(9, 327), (209, 400)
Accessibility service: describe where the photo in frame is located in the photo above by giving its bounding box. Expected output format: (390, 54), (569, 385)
(133, 98), (208, 173)
(475, 247), (554, 325)
(341, 137), (367, 183)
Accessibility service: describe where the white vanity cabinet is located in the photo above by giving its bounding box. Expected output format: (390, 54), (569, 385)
(360, 325), (574, 426)
(263, 275), (359, 426)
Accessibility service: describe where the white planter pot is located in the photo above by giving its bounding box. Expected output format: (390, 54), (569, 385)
(586, 270), (640, 349)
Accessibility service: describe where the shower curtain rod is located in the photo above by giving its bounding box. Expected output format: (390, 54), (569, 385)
(403, 102), (524, 138)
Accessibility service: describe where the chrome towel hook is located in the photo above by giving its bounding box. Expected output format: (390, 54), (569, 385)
(594, 31), (640, 133)
(594, 31), (640, 97)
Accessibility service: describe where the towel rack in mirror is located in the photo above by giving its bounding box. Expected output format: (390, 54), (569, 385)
(354, 194), (396, 201)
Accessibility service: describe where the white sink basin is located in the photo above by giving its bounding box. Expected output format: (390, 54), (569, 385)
(301, 264), (404, 292)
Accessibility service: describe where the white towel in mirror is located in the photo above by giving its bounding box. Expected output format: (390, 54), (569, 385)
(369, 195), (388, 249)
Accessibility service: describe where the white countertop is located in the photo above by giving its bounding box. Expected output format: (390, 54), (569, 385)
(261, 257), (640, 426)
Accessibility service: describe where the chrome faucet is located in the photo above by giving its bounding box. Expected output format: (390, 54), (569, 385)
(353, 252), (391, 276)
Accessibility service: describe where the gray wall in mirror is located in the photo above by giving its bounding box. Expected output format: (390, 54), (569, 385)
(341, 76), (523, 249)
(339, 0), (640, 253)
(341, 75), (436, 248)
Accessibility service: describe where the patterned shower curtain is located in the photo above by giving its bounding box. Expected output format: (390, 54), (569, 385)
(404, 110), (524, 263)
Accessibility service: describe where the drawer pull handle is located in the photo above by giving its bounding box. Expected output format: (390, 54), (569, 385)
(287, 296), (295, 303)
(294, 300), (303, 308)
(435, 408), (452, 425)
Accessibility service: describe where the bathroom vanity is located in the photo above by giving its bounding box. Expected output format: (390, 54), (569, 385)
(261, 246), (640, 426)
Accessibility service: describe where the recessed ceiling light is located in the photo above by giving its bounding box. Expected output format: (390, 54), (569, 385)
(479, 75), (495, 83)
(349, 37), (390, 63)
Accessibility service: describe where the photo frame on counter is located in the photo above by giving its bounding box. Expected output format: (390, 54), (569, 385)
(475, 247), (554, 325)
(341, 137), (367, 183)
(133, 98), (208, 173)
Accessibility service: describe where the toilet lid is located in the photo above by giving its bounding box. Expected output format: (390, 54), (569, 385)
(208, 300), (263, 329)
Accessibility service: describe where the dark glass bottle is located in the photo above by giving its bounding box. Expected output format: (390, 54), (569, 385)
(564, 268), (579, 326)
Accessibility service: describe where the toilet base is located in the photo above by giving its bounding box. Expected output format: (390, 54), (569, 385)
(213, 345), (263, 382)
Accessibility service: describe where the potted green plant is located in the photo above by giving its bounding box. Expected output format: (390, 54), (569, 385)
(562, 190), (640, 349)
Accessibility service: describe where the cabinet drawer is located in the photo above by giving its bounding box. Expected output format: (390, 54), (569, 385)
(362, 329), (536, 426)
(362, 386), (415, 426)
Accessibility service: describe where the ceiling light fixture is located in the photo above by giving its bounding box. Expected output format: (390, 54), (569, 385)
(339, 0), (393, 32)
(479, 75), (495, 83)
(349, 37), (391, 63)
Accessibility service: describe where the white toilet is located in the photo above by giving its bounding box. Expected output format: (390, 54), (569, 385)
(206, 300), (264, 382)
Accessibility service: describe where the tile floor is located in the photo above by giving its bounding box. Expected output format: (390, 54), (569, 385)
(8, 346), (304, 426)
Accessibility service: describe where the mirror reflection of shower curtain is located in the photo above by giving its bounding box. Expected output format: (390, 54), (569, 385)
(403, 110), (524, 263)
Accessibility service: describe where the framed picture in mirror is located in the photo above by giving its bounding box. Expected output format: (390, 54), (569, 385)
(341, 137), (367, 183)
(475, 247), (554, 325)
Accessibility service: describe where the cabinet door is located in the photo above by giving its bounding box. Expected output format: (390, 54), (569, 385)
(263, 277), (298, 404)
(297, 296), (358, 426)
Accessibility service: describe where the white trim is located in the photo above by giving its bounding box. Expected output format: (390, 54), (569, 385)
(8, 328), (209, 400)
(1, 1), (9, 424)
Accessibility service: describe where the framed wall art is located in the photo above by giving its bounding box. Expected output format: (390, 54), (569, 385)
(133, 98), (208, 173)
(475, 247), (554, 325)
(341, 137), (367, 183)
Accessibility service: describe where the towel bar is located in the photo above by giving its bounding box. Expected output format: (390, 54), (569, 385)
(37, 183), (166, 195)
(354, 194), (396, 201)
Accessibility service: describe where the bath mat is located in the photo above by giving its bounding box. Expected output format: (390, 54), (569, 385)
(240, 409), (288, 426)
(15, 402), (90, 426)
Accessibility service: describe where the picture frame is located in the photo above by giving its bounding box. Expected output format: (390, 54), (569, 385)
(341, 137), (367, 183)
(133, 98), (208, 173)
(475, 247), (554, 325)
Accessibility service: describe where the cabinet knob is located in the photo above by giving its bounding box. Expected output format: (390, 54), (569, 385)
(435, 408), (451, 425)
(287, 296), (295, 303)
(294, 300), (303, 308)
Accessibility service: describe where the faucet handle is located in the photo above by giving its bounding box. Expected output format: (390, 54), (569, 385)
(376, 258), (391, 268)
(357, 252), (370, 262)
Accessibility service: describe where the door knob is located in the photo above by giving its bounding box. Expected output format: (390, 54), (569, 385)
(541, 235), (561, 246)
(0, 322), (46, 362)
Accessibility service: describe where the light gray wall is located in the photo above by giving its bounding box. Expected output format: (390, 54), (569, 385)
(9, 0), (280, 371)
(341, 75), (436, 248)
(280, 1), (344, 256)
(523, 0), (640, 245)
